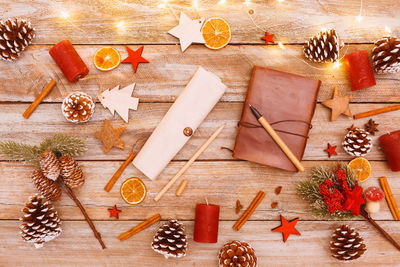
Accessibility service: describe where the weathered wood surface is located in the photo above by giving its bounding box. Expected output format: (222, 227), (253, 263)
(0, 103), (399, 161)
(0, 161), (398, 221)
(2, 0), (399, 44)
(1, 220), (399, 266)
(0, 45), (399, 103)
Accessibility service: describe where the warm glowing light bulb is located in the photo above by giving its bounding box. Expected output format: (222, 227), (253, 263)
(193, 0), (198, 9)
(278, 42), (285, 50)
(385, 26), (392, 34)
(356, 15), (363, 22)
(333, 61), (341, 69)
(218, 0), (226, 4)
(158, 0), (167, 8)
(278, 0), (284, 2)
(244, 0), (251, 5)
(61, 11), (70, 19)
(116, 21), (125, 29)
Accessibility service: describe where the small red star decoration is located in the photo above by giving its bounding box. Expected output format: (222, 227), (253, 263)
(261, 32), (275, 44)
(121, 46), (149, 72)
(342, 185), (366, 216)
(107, 205), (122, 219)
(324, 143), (338, 158)
(271, 215), (301, 242)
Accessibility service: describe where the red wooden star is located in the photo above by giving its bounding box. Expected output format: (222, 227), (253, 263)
(342, 185), (366, 216)
(261, 32), (275, 44)
(324, 143), (338, 158)
(121, 46), (149, 72)
(108, 205), (122, 219)
(271, 215), (301, 242)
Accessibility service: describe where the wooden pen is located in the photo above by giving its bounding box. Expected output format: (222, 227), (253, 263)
(249, 104), (304, 172)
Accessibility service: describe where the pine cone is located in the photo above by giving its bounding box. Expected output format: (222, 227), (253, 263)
(330, 225), (366, 261)
(218, 240), (257, 267)
(59, 155), (85, 189)
(20, 194), (62, 248)
(0, 18), (35, 62)
(61, 92), (95, 123)
(342, 127), (372, 157)
(304, 29), (341, 63)
(31, 170), (62, 201)
(151, 220), (187, 259)
(372, 36), (400, 74)
(39, 150), (61, 181)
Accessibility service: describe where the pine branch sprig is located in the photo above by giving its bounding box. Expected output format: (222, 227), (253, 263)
(0, 141), (41, 167)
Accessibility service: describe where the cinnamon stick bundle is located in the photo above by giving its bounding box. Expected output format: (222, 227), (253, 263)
(379, 177), (400, 220)
(119, 214), (161, 241)
(233, 191), (265, 231)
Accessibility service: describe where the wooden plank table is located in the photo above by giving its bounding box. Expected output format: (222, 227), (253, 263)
(1, 0), (399, 266)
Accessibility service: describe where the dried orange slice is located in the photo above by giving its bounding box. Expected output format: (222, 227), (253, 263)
(348, 157), (371, 182)
(94, 47), (121, 71)
(201, 17), (231, 50)
(120, 177), (147, 205)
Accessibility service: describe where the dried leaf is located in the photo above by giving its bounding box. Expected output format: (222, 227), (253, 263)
(275, 186), (283, 195)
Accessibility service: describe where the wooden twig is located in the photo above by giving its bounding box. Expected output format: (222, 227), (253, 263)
(59, 177), (106, 249)
(23, 79), (56, 119)
(360, 206), (400, 251)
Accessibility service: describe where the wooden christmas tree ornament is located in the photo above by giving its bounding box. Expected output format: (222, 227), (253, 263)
(322, 87), (353, 121)
(98, 83), (139, 123)
(94, 119), (126, 153)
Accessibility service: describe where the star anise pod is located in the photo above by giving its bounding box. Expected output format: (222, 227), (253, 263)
(364, 119), (379, 135)
(347, 125), (357, 132)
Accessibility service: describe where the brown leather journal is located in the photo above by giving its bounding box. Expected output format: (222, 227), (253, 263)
(233, 66), (321, 172)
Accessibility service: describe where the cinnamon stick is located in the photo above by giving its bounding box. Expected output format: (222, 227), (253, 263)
(104, 152), (135, 192)
(360, 206), (400, 251)
(379, 177), (400, 220)
(353, 104), (400, 120)
(233, 191), (265, 231)
(119, 214), (161, 241)
(59, 177), (106, 249)
(23, 79), (56, 119)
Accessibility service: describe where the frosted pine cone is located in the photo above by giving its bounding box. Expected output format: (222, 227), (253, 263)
(61, 92), (95, 124)
(31, 170), (62, 201)
(342, 126), (372, 157)
(0, 18), (35, 62)
(20, 194), (62, 248)
(372, 36), (400, 74)
(59, 155), (84, 189)
(151, 220), (187, 259)
(330, 225), (366, 261)
(218, 240), (257, 267)
(304, 29), (341, 63)
(39, 150), (61, 181)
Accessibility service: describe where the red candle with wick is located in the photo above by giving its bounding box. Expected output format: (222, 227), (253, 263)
(49, 40), (89, 83)
(343, 50), (376, 91)
(194, 203), (220, 243)
(380, 130), (400, 172)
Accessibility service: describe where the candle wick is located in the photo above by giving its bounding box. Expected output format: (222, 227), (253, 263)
(205, 198), (209, 205)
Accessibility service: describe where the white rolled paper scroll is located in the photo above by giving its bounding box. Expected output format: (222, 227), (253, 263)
(132, 67), (227, 180)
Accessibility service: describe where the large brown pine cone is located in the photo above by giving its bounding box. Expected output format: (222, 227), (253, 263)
(304, 29), (341, 63)
(59, 155), (85, 189)
(61, 92), (95, 124)
(39, 150), (61, 181)
(151, 220), (187, 259)
(0, 18), (35, 62)
(20, 194), (62, 248)
(342, 126), (372, 157)
(330, 225), (366, 261)
(31, 170), (62, 201)
(218, 240), (257, 267)
(372, 36), (400, 74)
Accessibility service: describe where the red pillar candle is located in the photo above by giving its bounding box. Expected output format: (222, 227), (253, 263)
(194, 203), (220, 243)
(49, 40), (89, 83)
(380, 130), (400, 172)
(343, 50), (376, 91)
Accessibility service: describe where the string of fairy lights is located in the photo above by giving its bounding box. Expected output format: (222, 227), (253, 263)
(58, 0), (393, 70)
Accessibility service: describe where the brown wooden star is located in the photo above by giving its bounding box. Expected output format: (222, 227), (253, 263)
(322, 87), (354, 121)
(94, 119), (126, 153)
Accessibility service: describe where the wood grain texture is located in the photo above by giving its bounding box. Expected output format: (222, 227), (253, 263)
(2, 0), (399, 44)
(1, 220), (399, 266)
(1, 161), (398, 221)
(1, 103), (398, 161)
(0, 45), (399, 103)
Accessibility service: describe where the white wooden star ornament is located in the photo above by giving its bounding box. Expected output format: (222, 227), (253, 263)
(168, 12), (205, 52)
(98, 83), (139, 123)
